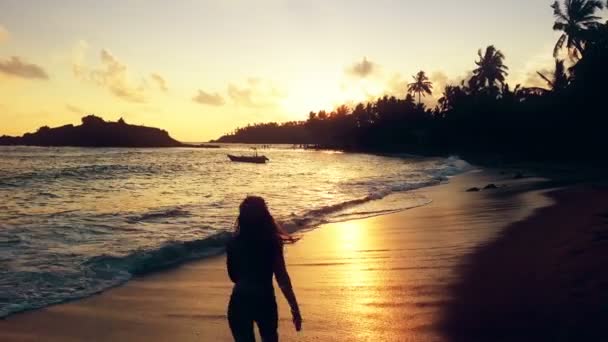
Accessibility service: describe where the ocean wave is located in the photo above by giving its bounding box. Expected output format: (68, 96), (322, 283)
(87, 189), (432, 280)
(0, 164), (163, 187)
(281, 181), (441, 232)
(127, 208), (191, 223)
(0, 232), (233, 318)
(85, 231), (232, 276)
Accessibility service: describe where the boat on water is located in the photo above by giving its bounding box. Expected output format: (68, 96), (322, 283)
(227, 154), (269, 164)
(227, 148), (269, 164)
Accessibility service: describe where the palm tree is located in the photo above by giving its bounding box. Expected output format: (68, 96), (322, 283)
(552, 0), (604, 59)
(469, 45), (509, 92)
(438, 85), (465, 112)
(407, 71), (433, 104)
(537, 59), (570, 91)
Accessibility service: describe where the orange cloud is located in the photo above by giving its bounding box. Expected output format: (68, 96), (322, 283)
(0, 56), (48, 79)
(150, 73), (168, 92)
(227, 78), (284, 108)
(65, 104), (85, 114)
(346, 57), (376, 78)
(193, 90), (225, 106)
(73, 47), (146, 103)
(71, 40), (88, 78)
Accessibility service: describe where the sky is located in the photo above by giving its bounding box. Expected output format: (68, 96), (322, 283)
(0, 0), (564, 141)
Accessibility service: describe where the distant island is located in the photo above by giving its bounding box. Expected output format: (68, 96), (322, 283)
(0, 115), (216, 148)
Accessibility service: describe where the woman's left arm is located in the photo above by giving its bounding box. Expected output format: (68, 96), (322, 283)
(274, 244), (302, 331)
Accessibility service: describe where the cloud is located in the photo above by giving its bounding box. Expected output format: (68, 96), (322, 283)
(94, 49), (146, 102)
(227, 84), (255, 106)
(73, 46), (146, 103)
(65, 104), (85, 114)
(227, 78), (285, 108)
(510, 44), (558, 88)
(386, 73), (406, 96)
(0, 25), (8, 44)
(193, 89), (225, 106)
(71, 40), (88, 78)
(72, 44), (171, 103)
(0, 56), (49, 79)
(430, 72), (448, 93)
(523, 70), (549, 89)
(346, 57), (376, 78)
(150, 73), (168, 92)
(519, 58), (570, 89)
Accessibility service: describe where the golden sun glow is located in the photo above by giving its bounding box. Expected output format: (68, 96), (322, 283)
(282, 76), (387, 116)
(0, 1), (561, 141)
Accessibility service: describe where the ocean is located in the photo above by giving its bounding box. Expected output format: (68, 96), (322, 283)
(0, 145), (470, 317)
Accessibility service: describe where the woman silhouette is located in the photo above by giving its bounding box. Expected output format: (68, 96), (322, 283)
(227, 196), (302, 341)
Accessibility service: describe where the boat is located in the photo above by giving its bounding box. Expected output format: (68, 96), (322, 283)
(227, 155), (269, 163)
(195, 144), (221, 149)
(227, 148), (269, 164)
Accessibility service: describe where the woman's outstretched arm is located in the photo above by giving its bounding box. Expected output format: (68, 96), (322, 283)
(273, 245), (302, 331)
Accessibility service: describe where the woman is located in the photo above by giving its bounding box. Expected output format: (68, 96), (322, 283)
(226, 196), (302, 341)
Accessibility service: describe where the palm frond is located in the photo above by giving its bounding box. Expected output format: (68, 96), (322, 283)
(552, 0), (604, 58)
(552, 1), (564, 18)
(554, 34), (567, 57)
(537, 71), (554, 88)
(553, 21), (567, 31)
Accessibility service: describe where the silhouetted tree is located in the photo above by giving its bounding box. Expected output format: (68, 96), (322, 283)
(82, 115), (105, 126)
(552, 0), (604, 59)
(469, 46), (509, 94)
(438, 84), (467, 112)
(335, 104), (350, 117)
(537, 59), (570, 91)
(407, 71), (433, 104)
(404, 94), (417, 112)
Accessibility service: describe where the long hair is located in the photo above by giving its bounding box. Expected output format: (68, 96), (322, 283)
(234, 196), (297, 244)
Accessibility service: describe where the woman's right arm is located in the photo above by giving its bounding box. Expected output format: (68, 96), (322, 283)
(273, 244), (302, 331)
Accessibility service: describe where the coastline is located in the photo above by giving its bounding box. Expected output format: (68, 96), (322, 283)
(2, 169), (604, 341)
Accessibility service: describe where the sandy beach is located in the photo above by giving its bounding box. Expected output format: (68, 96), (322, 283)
(440, 185), (608, 341)
(1, 169), (606, 341)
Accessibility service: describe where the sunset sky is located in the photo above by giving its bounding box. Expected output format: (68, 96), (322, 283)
(1, 0), (562, 141)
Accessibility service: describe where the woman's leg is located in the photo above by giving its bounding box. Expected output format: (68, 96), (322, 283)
(255, 298), (278, 342)
(228, 294), (256, 342)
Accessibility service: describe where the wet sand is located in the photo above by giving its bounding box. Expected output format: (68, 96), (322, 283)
(3, 170), (600, 341)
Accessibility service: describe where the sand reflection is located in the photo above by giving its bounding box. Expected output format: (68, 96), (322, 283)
(336, 221), (372, 287)
(330, 220), (392, 336)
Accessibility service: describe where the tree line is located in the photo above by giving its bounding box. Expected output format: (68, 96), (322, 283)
(216, 0), (608, 162)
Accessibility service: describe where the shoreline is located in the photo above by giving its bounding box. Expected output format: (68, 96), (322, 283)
(2, 169), (603, 341)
